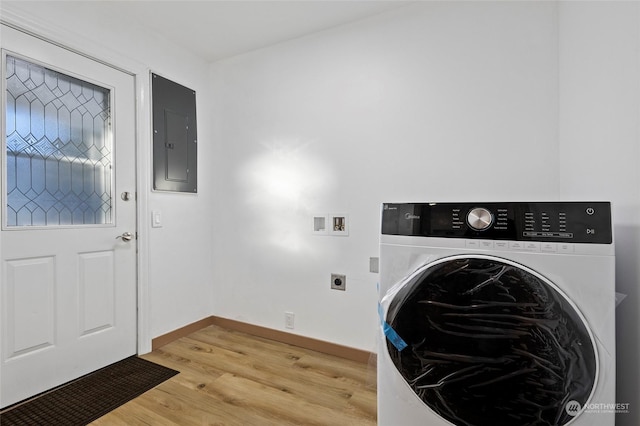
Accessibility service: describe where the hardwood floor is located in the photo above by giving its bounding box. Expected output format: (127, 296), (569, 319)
(91, 325), (377, 425)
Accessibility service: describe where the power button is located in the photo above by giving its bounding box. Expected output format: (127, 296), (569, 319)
(586, 207), (595, 215)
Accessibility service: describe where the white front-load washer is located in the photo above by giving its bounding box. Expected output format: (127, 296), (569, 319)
(378, 202), (615, 426)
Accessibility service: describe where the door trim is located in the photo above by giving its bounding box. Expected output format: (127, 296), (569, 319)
(0, 14), (152, 355)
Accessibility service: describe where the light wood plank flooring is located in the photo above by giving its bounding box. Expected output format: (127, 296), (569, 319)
(91, 325), (377, 425)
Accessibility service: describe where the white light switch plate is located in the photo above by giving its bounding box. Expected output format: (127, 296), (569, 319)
(152, 210), (163, 228)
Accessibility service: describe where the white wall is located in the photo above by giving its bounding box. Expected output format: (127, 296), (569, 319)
(210, 1), (640, 423)
(209, 1), (559, 350)
(0, 1), (215, 342)
(558, 3), (640, 425)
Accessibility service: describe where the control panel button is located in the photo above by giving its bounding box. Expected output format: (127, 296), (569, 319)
(465, 240), (480, 249)
(467, 207), (493, 231)
(541, 243), (558, 253)
(558, 243), (574, 253)
(479, 240), (494, 250)
(494, 241), (509, 250)
(523, 242), (541, 252)
(586, 207), (595, 215)
(509, 241), (525, 250)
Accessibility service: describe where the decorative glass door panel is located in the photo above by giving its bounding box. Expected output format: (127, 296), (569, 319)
(5, 55), (113, 227)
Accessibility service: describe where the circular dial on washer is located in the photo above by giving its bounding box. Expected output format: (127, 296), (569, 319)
(467, 207), (493, 231)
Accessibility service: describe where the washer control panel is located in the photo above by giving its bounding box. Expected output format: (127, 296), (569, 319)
(381, 202), (612, 244)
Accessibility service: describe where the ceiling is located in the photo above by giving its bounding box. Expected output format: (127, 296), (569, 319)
(3, 1), (412, 63)
(126, 1), (412, 62)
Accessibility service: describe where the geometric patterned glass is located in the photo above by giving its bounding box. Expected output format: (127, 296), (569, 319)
(5, 55), (112, 227)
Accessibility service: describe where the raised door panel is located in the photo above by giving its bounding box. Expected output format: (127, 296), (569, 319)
(3, 256), (55, 358)
(78, 251), (115, 336)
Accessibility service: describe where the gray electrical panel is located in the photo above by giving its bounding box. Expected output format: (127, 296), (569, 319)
(152, 73), (197, 193)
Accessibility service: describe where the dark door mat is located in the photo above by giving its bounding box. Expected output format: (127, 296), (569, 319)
(0, 356), (179, 425)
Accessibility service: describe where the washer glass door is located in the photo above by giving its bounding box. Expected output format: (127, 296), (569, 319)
(385, 255), (597, 426)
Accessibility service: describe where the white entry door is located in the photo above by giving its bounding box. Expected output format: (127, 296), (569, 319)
(0, 25), (137, 408)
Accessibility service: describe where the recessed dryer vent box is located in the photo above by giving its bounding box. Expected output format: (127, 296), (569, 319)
(152, 73), (198, 193)
(312, 214), (329, 235)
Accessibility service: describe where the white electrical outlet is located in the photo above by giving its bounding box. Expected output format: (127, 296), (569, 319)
(285, 312), (295, 329)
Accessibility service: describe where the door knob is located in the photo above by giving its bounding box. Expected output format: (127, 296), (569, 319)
(116, 232), (133, 242)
